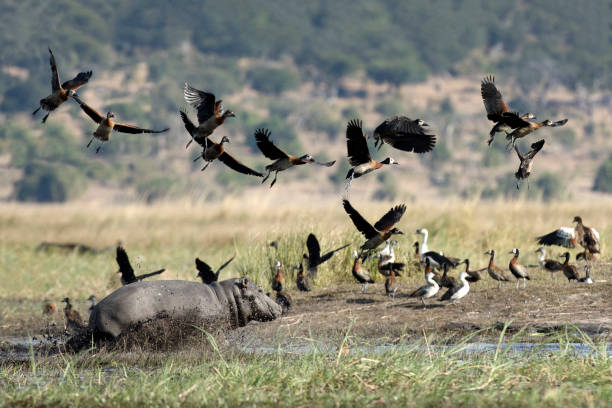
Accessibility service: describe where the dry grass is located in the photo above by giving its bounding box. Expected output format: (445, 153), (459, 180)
(0, 199), (609, 303)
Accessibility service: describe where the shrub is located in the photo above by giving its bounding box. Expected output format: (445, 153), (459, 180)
(248, 66), (300, 94)
(593, 154), (612, 193)
(534, 172), (567, 201)
(15, 162), (87, 202)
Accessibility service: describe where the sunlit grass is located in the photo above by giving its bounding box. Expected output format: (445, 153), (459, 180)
(0, 327), (610, 407)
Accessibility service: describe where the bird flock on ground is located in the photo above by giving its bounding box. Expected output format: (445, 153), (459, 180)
(32, 49), (601, 329)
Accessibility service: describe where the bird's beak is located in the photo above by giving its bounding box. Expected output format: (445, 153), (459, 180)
(508, 251), (514, 254)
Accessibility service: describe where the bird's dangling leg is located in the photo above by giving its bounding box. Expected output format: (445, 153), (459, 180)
(185, 138), (193, 149)
(42, 113), (50, 123)
(361, 282), (368, 293)
(32, 106), (41, 116)
(344, 173), (355, 192)
(95, 143), (103, 154)
(262, 170), (271, 184)
(86, 137), (94, 148)
(201, 161), (211, 172)
(270, 172), (278, 188)
(193, 154), (202, 162)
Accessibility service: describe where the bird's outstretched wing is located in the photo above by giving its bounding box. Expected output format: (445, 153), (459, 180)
(342, 199), (379, 239)
(254, 128), (289, 160)
(184, 83), (216, 123)
(346, 119), (371, 166)
(373, 204), (406, 232)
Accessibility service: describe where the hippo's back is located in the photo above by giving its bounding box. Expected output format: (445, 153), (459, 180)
(90, 280), (226, 338)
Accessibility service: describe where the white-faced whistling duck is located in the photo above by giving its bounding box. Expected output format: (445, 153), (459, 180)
(559, 252), (579, 282)
(484, 250), (512, 288)
(422, 258), (441, 286)
(343, 199), (405, 254)
(378, 259), (404, 277)
(514, 139), (545, 189)
(116, 246), (166, 285)
(254, 128), (335, 187)
(535, 247), (563, 280)
(303, 233), (349, 279)
(578, 265), (593, 284)
(415, 228), (460, 270)
(295, 262), (312, 292)
(480, 75), (535, 146)
(372, 116), (437, 153)
(377, 240), (403, 277)
(537, 216), (600, 254)
(42, 301), (57, 316)
(409, 271), (439, 306)
(62, 297), (83, 331)
(180, 110), (263, 177)
(196, 255), (235, 284)
(352, 250), (374, 293)
(72, 94), (169, 153)
(32, 48), (92, 123)
(508, 248), (530, 289)
(87, 295), (97, 315)
(384, 269), (400, 300)
(504, 113), (568, 150)
(345, 119), (399, 190)
(271, 260), (284, 292)
(439, 272), (470, 304)
(183, 83), (235, 148)
(462, 259), (483, 283)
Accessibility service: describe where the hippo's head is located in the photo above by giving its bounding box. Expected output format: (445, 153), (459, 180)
(233, 278), (282, 324)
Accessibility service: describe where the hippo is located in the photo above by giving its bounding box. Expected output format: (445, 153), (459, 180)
(89, 278), (282, 338)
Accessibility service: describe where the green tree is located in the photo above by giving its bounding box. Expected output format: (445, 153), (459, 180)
(593, 155), (612, 193)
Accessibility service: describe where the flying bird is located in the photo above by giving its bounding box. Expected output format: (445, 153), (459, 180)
(514, 139), (545, 189)
(115, 246), (166, 285)
(343, 199), (405, 253)
(180, 110), (262, 177)
(372, 116), (436, 152)
(481, 75), (535, 146)
(72, 94), (169, 153)
(183, 83), (235, 148)
(302, 233), (349, 279)
(196, 255), (235, 284)
(254, 128), (335, 187)
(345, 119), (398, 189)
(32, 48), (92, 123)
(504, 113), (568, 149)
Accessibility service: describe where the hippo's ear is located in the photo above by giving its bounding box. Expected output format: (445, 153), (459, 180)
(237, 277), (249, 289)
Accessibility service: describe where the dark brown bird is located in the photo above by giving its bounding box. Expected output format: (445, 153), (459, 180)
(384, 269), (400, 300)
(576, 249), (597, 262)
(343, 199), (405, 253)
(484, 250), (511, 288)
(275, 291), (292, 314)
(295, 262), (312, 292)
(303, 233), (349, 279)
(255, 128), (335, 187)
(508, 248), (530, 289)
(196, 255), (235, 284)
(271, 260), (284, 292)
(537, 217), (600, 254)
(439, 263), (459, 289)
(116, 246), (166, 285)
(412, 241), (420, 262)
(504, 113), (568, 149)
(345, 119), (399, 189)
(62, 297), (84, 330)
(32, 48), (92, 123)
(559, 252), (579, 281)
(514, 139), (545, 189)
(462, 259), (483, 283)
(352, 250), (374, 293)
(373, 116), (436, 152)
(535, 247), (563, 280)
(183, 83), (235, 148)
(480, 75), (535, 146)
(180, 110), (262, 177)
(72, 94), (169, 153)
(378, 260), (404, 277)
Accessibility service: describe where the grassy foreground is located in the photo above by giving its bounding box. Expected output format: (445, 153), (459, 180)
(1, 328), (611, 407)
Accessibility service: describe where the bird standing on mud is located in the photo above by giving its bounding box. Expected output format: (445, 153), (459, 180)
(508, 248), (530, 289)
(62, 297), (84, 331)
(409, 269), (440, 306)
(351, 250), (374, 293)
